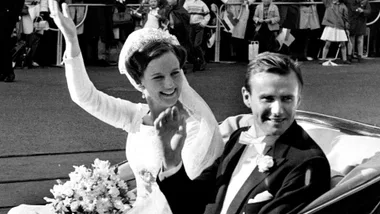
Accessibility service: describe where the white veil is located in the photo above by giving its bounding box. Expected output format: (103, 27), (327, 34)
(118, 28), (223, 179)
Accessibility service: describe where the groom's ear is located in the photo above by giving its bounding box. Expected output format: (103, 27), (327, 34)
(241, 87), (251, 109)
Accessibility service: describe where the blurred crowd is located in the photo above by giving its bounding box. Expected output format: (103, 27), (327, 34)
(3, 0), (380, 78)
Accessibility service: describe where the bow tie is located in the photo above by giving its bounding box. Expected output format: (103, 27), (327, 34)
(239, 129), (265, 146)
(239, 129), (278, 156)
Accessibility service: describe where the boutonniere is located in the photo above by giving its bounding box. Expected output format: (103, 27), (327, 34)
(257, 155), (274, 173)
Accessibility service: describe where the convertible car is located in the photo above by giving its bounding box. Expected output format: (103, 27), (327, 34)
(296, 111), (380, 214)
(218, 111), (380, 214)
(2, 110), (380, 214)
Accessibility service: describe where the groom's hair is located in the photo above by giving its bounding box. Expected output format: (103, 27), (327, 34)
(244, 52), (303, 93)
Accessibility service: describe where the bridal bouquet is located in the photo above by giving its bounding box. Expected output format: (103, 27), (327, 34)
(44, 159), (135, 214)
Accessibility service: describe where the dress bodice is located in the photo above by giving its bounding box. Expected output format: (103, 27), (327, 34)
(126, 124), (161, 200)
(126, 110), (200, 201)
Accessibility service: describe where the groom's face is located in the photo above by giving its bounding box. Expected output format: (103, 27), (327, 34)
(242, 71), (301, 136)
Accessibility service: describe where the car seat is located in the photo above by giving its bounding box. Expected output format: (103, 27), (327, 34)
(299, 135), (380, 214)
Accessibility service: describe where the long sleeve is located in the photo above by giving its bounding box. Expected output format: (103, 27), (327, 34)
(64, 53), (144, 133)
(343, 6), (350, 29)
(201, 3), (210, 26)
(362, 1), (371, 17)
(253, 5), (261, 23)
(158, 158), (221, 214)
(181, 111), (224, 179)
(270, 5), (280, 24)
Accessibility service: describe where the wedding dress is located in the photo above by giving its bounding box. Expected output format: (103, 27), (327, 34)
(9, 28), (224, 214)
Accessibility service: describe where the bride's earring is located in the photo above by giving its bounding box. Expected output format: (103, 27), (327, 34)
(141, 89), (147, 99)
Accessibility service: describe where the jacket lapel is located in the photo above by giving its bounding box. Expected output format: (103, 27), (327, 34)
(217, 127), (250, 183)
(226, 163), (267, 214)
(209, 132), (246, 214)
(217, 141), (246, 185)
(226, 130), (294, 214)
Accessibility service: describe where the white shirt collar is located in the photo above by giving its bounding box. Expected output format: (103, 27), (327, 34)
(239, 126), (278, 155)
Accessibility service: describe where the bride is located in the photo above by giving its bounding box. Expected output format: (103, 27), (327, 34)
(9, 0), (224, 213)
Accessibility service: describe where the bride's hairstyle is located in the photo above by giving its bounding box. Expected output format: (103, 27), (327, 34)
(125, 41), (187, 84)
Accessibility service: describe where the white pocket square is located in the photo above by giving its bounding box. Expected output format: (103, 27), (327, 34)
(248, 190), (274, 204)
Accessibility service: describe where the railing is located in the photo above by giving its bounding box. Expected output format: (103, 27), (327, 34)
(50, 1), (380, 65)
(49, 4), (112, 65)
(217, 0), (380, 61)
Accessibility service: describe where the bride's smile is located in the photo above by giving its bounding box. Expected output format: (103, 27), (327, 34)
(141, 52), (183, 112)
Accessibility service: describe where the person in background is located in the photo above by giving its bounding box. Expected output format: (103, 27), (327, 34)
(165, 0), (193, 71)
(297, 0), (321, 61)
(183, 0), (210, 72)
(346, 0), (371, 62)
(131, 0), (150, 30)
(156, 52), (331, 214)
(143, 0), (168, 29)
(22, 0), (50, 68)
(0, 0), (25, 82)
(252, 0), (280, 53)
(82, 0), (114, 66)
(19, 0), (49, 68)
(275, 0), (300, 58)
(320, 0), (350, 64)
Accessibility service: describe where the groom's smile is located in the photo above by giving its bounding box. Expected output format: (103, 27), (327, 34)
(243, 71), (301, 136)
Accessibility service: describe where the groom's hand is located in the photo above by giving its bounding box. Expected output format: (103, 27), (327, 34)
(154, 106), (187, 170)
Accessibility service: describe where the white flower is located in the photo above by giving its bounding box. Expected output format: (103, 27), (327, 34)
(70, 200), (81, 212)
(82, 197), (97, 212)
(126, 190), (137, 201)
(114, 199), (125, 211)
(45, 159), (133, 214)
(257, 155), (274, 173)
(50, 182), (74, 198)
(93, 158), (111, 177)
(70, 165), (91, 182)
(96, 197), (112, 214)
(109, 185), (120, 198)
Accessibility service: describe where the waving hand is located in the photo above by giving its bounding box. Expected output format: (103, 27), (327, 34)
(154, 106), (187, 170)
(48, 0), (80, 57)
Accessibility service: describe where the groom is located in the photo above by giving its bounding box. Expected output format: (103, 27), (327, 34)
(155, 52), (331, 214)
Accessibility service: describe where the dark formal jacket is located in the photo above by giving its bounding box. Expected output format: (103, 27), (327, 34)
(84, 0), (114, 43)
(164, 3), (193, 61)
(166, 4), (191, 41)
(158, 121), (331, 214)
(346, 0), (371, 35)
